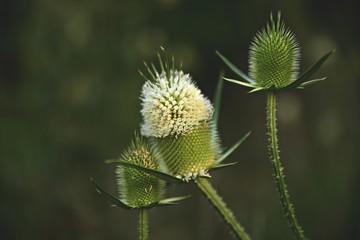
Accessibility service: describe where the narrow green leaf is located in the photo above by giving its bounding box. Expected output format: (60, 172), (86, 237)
(209, 162), (238, 171)
(298, 78), (326, 88)
(105, 159), (121, 164)
(216, 51), (255, 84)
(218, 131), (251, 163)
(280, 49), (334, 91)
(157, 196), (191, 206)
(90, 178), (133, 209)
(223, 78), (256, 88)
(213, 71), (224, 128)
(108, 160), (184, 184)
(248, 87), (265, 93)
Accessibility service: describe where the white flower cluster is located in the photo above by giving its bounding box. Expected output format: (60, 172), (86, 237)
(141, 70), (213, 138)
(176, 169), (210, 182)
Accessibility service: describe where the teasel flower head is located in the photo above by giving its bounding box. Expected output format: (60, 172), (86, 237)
(91, 133), (189, 209)
(217, 11), (334, 92)
(115, 135), (165, 208)
(139, 50), (221, 181)
(141, 70), (213, 138)
(249, 12), (300, 89)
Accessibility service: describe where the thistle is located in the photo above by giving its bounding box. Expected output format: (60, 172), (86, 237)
(91, 134), (188, 240)
(218, 11), (334, 240)
(115, 135), (165, 208)
(248, 12), (300, 89)
(119, 49), (251, 240)
(140, 65), (219, 181)
(217, 12), (334, 93)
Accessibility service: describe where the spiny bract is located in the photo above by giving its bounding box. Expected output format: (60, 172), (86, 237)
(116, 136), (165, 208)
(249, 12), (300, 89)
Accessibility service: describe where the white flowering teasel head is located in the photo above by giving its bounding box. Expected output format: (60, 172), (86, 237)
(141, 70), (213, 138)
(139, 53), (221, 181)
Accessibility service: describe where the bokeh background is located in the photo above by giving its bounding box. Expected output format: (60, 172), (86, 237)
(1, 0), (359, 239)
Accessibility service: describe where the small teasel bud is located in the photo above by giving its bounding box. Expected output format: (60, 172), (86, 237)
(116, 135), (165, 208)
(140, 57), (221, 181)
(249, 12), (300, 89)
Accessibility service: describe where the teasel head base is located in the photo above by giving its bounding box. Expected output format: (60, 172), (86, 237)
(151, 122), (220, 182)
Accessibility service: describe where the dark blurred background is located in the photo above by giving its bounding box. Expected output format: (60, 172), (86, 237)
(1, 0), (359, 239)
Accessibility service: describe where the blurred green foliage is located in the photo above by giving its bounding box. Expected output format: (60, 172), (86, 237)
(1, 0), (359, 239)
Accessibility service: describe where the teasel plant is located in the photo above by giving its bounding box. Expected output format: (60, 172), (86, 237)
(91, 134), (189, 240)
(217, 12), (334, 240)
(108, 48), (251, 240)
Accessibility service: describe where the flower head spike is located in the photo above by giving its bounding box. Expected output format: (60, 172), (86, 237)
(217, 11), (334, 92)
(139, 50), (222, 181)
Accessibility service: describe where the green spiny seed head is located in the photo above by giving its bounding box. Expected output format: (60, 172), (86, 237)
(151, 122), (220, 181)
(140, 56), (220, 181)
(116, 136), (165, 208)
(249, 12), (300, 89)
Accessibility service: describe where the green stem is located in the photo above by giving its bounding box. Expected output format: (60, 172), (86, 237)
(139, 208), (149, 240)
(266, 91), (307, 240)
(196, 177), (250, 240)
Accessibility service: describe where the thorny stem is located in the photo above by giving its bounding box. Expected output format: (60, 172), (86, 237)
(196, 177), (250, 240)
(139, 208), (149, 240)
(266, 91), (307, 240)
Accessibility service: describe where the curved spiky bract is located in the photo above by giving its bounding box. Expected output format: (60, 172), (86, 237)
(151, 122), (220, 181)
(249, 12), (300, 89)
(116, 136), (165, 208)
